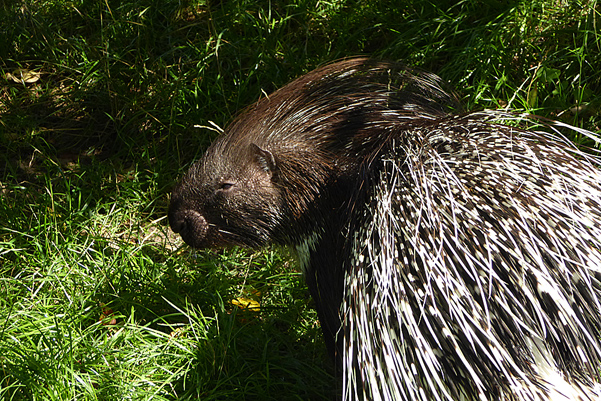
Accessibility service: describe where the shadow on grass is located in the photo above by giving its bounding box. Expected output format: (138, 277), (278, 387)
(95, 244), (336, 400)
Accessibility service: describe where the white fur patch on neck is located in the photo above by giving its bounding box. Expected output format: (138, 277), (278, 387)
(295, 231), (323, 275)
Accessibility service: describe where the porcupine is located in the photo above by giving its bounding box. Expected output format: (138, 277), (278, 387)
(168, 58), (601, 400)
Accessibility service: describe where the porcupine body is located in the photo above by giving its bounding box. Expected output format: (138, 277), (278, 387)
(168, 58), (601, 400)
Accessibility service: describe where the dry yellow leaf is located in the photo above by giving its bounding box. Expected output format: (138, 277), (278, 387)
(231, 297), (261, 311)
(6, 69), (41, 84)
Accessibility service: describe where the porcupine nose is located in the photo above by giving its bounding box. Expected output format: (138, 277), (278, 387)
(168, 199), (209, 248)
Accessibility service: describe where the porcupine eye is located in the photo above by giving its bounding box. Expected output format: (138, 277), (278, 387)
(218, 182), (235, 192)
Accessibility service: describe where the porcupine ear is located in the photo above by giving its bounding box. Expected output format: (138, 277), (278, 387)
(250, 143), (278, 180)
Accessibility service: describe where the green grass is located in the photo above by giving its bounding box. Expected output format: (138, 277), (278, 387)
(0, 0), (600, 399)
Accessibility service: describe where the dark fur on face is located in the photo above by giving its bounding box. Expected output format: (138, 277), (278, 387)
(169, 143), (283, 248)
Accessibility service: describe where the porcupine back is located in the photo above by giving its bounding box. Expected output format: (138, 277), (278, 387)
(343, 112), (601, 400)
(168, 58), (601, 400)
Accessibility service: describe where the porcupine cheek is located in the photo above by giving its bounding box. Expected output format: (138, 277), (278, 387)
(169, 208), (210, 249)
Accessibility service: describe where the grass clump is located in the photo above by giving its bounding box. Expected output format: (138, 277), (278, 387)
(1, 0), (600, 400)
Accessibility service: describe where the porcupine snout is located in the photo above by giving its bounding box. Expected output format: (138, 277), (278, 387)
(168, 197), (210, 249)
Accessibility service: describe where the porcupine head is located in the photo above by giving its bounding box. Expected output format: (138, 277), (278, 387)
(167, 94), (349, 252)
(169, 139), (281, 249)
